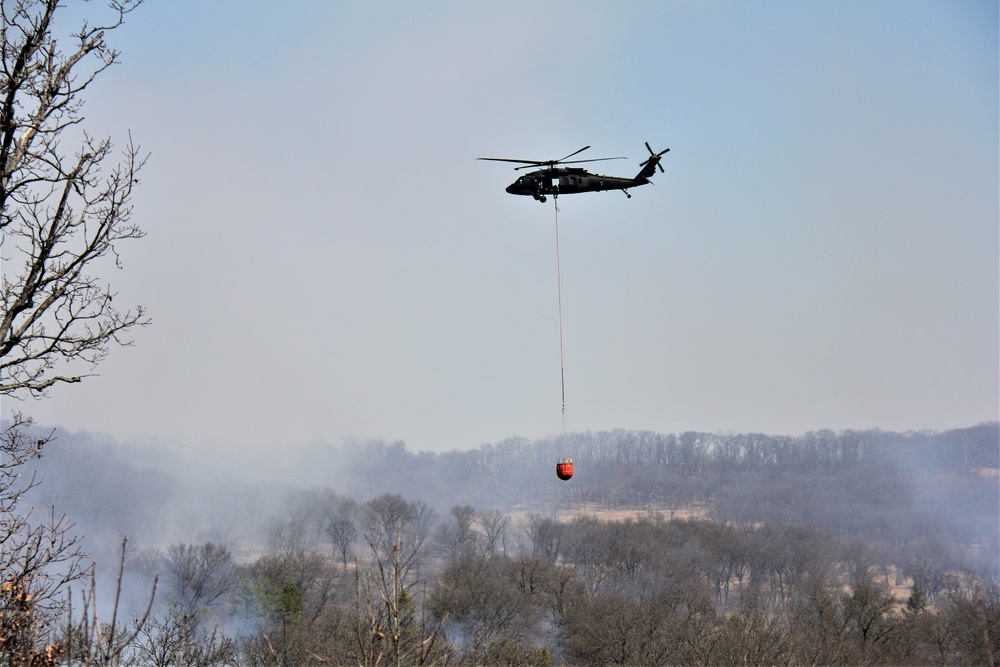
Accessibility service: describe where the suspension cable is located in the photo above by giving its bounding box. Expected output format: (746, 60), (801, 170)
(553, 195), (566, 419)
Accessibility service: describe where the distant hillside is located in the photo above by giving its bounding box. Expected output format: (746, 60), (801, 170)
(13, 421), (999, 665)
(21, 422), (999, 580)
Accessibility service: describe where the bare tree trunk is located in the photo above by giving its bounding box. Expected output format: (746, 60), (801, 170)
(977, 585), (996, 667)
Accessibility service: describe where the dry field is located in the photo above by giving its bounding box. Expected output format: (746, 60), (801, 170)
(553, 504), (711, 522)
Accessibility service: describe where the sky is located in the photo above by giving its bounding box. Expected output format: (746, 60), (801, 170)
(21, 0), (1000, 454)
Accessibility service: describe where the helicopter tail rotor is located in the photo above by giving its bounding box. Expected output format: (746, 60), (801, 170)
(640, 141), (670, 173)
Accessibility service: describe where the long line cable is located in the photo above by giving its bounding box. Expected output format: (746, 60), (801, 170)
(553, 195), (566, 419)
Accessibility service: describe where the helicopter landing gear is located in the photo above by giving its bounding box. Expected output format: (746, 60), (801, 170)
(533, 194), (547, 203)
(622, 189), (632, 198)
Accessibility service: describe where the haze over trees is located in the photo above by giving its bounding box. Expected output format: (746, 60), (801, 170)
(9, 421), (998, 665)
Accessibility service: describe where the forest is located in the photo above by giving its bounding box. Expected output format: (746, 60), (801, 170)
(7, 422), (998, 666)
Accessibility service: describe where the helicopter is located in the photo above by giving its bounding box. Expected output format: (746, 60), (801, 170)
(479, 141), (669, 202)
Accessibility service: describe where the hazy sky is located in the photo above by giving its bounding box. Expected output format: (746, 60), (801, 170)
(25, 1), (999, 453)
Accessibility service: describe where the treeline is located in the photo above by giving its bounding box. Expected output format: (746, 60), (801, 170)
(34, 493), (999, 666)
(7, 422), (1000, 665)
(296, 423), (1000, 583)
(318, 423), (999, 509)
(22, 423), (1000, 584)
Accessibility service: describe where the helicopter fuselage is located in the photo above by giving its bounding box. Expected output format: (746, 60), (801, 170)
(506, 167), (649, 201)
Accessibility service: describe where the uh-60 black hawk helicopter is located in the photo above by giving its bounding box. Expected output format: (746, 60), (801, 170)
(479, 141), (669, 202)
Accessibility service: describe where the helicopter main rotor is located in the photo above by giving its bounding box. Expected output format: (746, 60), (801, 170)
(478, 145), (626, 171)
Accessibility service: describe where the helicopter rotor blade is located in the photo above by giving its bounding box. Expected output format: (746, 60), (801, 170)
(656, 147), (669, 171)
(561, 156), (627, 164)
(645, 142), (670, 156)
(477, 157), (547, 165)
(558, 146), (591, 162)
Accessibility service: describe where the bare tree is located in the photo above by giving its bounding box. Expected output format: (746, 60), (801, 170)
(324, 494), (358, 572)
(0, 414), (89, 664)
(842, 566), (898, 652)
(361, 494), (438, 667)
(123, 609), (238, 667)
(61, 538), (157, 667)
(431, 554), (541, 664)
(1, 0), (148, 398)
(434, 505), (479, 564)
(163, 542), (237, 618)
(1, 1), (148, 662)
(522, 513), (562, 565)
(263, 517), (307, 559)
(476, 508), (510, 557)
